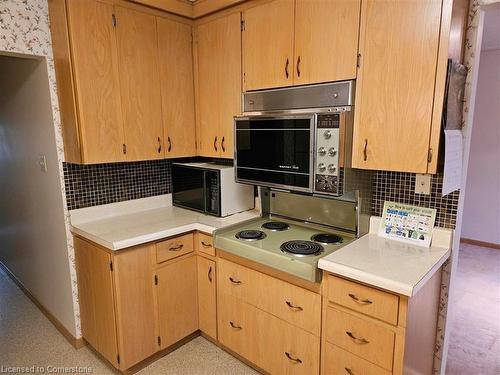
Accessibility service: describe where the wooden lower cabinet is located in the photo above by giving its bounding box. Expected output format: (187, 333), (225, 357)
(322, 342), (391, 375)
(197, 256), (217, 339)
(156, 255), (199, 349)
(74, 237), (156, 370)
(217, 258), (321, 374)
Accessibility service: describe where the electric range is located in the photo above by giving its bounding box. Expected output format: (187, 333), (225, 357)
(214, 189), (361, 282)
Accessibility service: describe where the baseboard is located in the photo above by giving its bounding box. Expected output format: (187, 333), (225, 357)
(0, 261), (85, 349)
(461, 237), (500, 250)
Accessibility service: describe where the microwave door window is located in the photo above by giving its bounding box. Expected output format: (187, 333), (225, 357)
(172, 167), (205, 212)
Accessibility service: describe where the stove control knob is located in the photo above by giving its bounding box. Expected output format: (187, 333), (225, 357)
(328, 164), (337, 173)
(328, 147), (337, 156)
(318, 147), (327, 156)
(324, 130), (332, 139)
(318, 163), (326, 172)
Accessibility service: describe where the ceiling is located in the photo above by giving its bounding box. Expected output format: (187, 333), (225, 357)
(482, 3), (500, 51)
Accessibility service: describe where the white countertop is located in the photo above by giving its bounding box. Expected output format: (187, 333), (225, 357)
(70, 195), (260, 250)
(318, 217), (453, 297)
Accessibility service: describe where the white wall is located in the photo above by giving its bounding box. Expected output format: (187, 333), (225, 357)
(0, 55), (77, 336)
(462, 48), (500, 244)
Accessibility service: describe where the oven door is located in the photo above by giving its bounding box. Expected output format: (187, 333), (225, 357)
(235, 114), (315, 192)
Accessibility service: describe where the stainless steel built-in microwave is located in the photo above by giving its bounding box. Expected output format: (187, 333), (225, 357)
(234, 81), (354, 196)
(172, 162), (254, 217)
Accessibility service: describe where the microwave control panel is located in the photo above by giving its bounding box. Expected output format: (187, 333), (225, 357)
(315, 114), (341, 195)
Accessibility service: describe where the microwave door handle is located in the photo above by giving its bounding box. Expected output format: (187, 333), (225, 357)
(202, 170), (208, 213)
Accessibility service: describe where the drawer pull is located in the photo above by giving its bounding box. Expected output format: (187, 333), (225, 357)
(229, 277), (242, 285)
(286, 301), (303, 312)
(168, 244), (184, 251)
(229, 321), (242, 330)
(348, 293), (373, 305)
(284, 352), (302, 364)
(346, 331), (370, 344)
(201, 241), (212, 248)
(345, 368), (356, 375)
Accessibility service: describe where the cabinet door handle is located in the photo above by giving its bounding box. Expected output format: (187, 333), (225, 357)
(168, 244), (184, 251)
(296, 56), (301, 78)
(348, 293), (373, 305)
(201, 241), (212, 248)
(286, 301), (303, 312)
(345, 368), (356, 375)
(285, 58), (289, 79)
(284, 352), (302, 364)
(229, 277), (242, 285)
(167, 136), (172, 152)
(229, 321), (242, 330)
(208, 266), (213, 283)
(214, 136), (218, 152)
(157, 137), (162, 154)
(363, 139), (368, 161)
(346, 331), (370, 344)
(221, 136), (225, 152)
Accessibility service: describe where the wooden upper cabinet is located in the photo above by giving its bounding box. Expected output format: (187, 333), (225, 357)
(157, 18), (196, 158)
(294, 0), (361, 85)
(242, 0), (295, 91)
(115, 7), (164, 161)
(196, 12), (241, 158)
(352, 0), (446, 173)
(65, 0), (125, 163)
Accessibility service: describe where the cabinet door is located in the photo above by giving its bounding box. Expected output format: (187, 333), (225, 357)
(197, 256), (217, 339)
(157, 18), (196, 158)
(115, 7), (164, 161)
(66, 0), (125, 163)
(113, 245), (157, 369)
(217, 12), (241, 158)
(352, 0), (443, 172)
(243, 0), (295, 90)
(196, 18), (222, 157)
(156, 256), (199, 348)
(294, 0), (361, 85)
(74, 237), (119, 368)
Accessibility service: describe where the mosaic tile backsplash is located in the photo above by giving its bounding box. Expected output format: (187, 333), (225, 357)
(372, 171), (459, 229)
(63, 160), (172, 210)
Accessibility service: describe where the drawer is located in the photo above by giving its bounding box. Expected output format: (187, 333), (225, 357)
(217, 293), (258, 365)
(156, 233), (194, 263)
(325, 306), (395, 371)
(326, 274), (399, 325)
(322, 342), (391, 375)
(197, 232), (215, 257)
(218, 258), (321, 335)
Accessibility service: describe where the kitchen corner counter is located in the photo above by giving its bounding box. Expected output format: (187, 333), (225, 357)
(318, 217), (453, 297)
(70, 195), (260, 250)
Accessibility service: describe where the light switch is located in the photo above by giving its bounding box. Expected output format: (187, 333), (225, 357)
(38, 155), (47, 172)
(415, 173), (431, 195)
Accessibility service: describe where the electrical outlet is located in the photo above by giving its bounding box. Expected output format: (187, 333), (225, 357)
(38, 155), (47, 172)
(415, 173), (431, 195)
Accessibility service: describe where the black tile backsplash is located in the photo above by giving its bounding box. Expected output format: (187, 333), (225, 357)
(63, 160), (172, 210)
(372, 171), (459, 229)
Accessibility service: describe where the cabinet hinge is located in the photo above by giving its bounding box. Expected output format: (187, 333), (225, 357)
(157, 336), (161, 346)
(110, 261), (113, 272)
(240, 20), (245, 32)
(117, 354), (120, 364)
(112, 13), (117, 27)
(428, 148), (433, 163)
(122, 144), (127, 154)
(154, 274), (158, 285)
(357, 53), (362, 68)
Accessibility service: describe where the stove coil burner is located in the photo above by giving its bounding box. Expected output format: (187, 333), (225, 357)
(280, 240), (324, 256)
(235, 230), (267, 241)
(311, 233), (343, 245)
(261, 221), (290, 231)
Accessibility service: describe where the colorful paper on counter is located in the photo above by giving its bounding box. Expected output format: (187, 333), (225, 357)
(379, 201), (436, 247)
